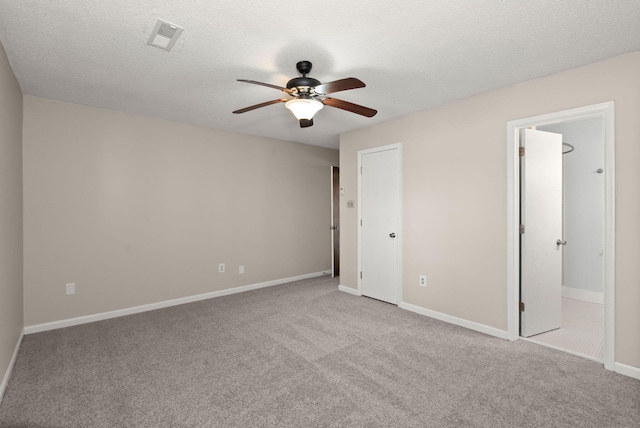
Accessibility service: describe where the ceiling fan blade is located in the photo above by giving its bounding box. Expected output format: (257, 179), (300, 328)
(233, 98), (288, 114)
(314, 78), (365, 95)
(237, 79), (292, 93)
(322, 97), (377, 117)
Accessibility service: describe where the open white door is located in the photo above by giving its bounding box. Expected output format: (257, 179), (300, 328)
(360, 148), (400, 304)
(520, 129), (563, 337)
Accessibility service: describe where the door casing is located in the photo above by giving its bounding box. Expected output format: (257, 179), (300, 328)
(331, 166), (340, 277)
(357, 143), (403, 304)
(506, 102), (615, 370)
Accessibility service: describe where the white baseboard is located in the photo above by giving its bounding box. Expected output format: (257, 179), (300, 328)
(1, 329), (24, 403)
(24, 271), (327, 334)
(399, 302), (510, 340)
(614, 362), (640, 380)
(562, 286), (604, 304)
(338, 284), (361, 296)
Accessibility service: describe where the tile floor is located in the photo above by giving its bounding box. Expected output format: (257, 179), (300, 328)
(528, 297), (603, 360)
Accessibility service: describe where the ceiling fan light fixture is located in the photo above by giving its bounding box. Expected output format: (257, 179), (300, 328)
(285, 98), (323, 120)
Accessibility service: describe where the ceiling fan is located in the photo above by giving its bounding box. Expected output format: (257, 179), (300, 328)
(233, 60), (377, 128)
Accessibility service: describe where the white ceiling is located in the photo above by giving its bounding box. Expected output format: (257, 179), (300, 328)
(1, 1), (639, 150)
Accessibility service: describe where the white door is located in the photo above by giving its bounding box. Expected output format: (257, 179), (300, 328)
(520, 129), (563, 337)
(360, 148), (400, 304)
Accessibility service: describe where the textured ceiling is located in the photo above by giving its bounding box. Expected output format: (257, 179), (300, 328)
(1, 1), (639, 149)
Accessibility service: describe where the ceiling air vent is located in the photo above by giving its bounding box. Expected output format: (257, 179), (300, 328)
(147, 19), (183, 51)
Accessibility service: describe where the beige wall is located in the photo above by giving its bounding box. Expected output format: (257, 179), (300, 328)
(0, 42), (23, 383)
(340, 51), (640, 368)
(23, 97), (338, 326)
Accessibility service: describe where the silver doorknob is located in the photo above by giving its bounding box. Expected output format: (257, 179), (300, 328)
(557, 239), (567, 246)
(389, 233), (396, 238)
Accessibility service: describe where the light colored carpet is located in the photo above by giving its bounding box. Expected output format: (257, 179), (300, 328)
(529, 297), (603, 360)
(1, 275), (638, 427)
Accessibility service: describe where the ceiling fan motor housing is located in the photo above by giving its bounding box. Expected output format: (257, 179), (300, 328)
(286, 76), (321, 90)
(287, 60), (320, 90)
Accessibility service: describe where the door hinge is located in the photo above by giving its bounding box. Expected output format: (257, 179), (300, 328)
(519, 147), (525, 156)
(519, 224), (525, 234)
(360, 219), (362, 226)
(360, 271), (362, 279)
(519, 302), (525, 312)
(360, 166), (363, 174)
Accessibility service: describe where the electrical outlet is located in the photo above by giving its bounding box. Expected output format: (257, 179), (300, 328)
(419, 275), (427, 287)
(66, 283), (76, 295)
(218, 263), (225, 273)
(239, 265), (244, 274)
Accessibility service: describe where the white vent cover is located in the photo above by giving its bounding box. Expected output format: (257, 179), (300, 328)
(147, 19), (183, 51)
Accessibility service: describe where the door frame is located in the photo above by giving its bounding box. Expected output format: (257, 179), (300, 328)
(506, 102), (615, 370)
(330, 165), (340, 277)
(357, 143), (403, 304)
